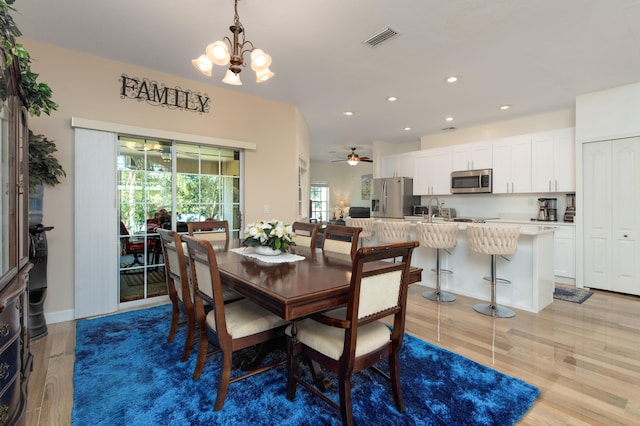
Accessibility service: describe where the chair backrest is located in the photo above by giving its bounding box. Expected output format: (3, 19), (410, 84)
(375, 221), (410, 244)
(157, 228), (192, 307)
(344, 217), (374, 239)
(416, 222), (458, 249)
(291, 221), (320, 252)
(322, 225), (361, 260)
(466, 224), (520, 256)
(344, 241), (419, 356)
(188, 220), (229, 242)
(182, 235), (231, 340)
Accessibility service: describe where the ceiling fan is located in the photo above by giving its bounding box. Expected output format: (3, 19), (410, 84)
(332, 147), (373, 166)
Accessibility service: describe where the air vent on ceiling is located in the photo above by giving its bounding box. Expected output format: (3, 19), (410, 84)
(363, 27), (400, 47)
(441, 126), (457, 131)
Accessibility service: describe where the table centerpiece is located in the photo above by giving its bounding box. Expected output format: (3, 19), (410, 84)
(241, 219), (296, 255)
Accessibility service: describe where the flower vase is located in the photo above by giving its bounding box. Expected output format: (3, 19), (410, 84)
(255, 246), (282, 256)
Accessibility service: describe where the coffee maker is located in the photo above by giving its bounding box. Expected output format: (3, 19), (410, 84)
(564, 193), (575, 222)
(537, 197), (558, 221)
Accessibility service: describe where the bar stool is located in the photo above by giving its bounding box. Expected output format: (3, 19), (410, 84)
(466, 224), (520, 318)
(375, 221), (410, 245)
(376, 221), (411, 263)
(345, 217), (374, 247)
(416, 222), (458, 302)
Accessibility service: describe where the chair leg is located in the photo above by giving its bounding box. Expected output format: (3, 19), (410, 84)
(389, 348), (405, 413)
(192, 327), (209, 380)
(338, 371), (354, 426)
(167, 304), (180, 343)
(214, 351), (233, 411)
(181, 313), (196, 362)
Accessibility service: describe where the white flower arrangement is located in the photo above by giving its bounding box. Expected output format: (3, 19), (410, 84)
(241, 219), (296, 252)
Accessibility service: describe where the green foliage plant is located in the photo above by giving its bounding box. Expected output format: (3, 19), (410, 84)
(28, 130), (66, 192)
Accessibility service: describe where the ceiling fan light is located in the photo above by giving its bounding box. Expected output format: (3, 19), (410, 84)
(347, 153), (359, 166)
(192, 55), (213, 76)
(207, 41), (230, 66)
(255, 67), (275, 82)
(347, 159), (359, 166)
(222, 69), (243, 85)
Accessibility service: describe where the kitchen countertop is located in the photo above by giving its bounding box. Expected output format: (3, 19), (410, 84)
(401, 216), (557, 235)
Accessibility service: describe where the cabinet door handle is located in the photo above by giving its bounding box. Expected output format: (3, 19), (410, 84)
(555, 180), (558, 191)
(548, 180), (551, 192)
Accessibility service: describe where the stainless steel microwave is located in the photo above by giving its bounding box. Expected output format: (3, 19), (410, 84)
(450, 169), (492, 194)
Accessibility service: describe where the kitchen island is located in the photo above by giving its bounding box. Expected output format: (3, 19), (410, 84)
(368, 218), (557, 313)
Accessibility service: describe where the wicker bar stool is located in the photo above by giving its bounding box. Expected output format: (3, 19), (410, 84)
(345, 217), (374, 247)
(466, 224), (520, 318)
(375, 221), (410, 245)
(416, 222), (458, 302)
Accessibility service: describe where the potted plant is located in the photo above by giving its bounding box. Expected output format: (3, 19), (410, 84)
(28, 130), (65, 225)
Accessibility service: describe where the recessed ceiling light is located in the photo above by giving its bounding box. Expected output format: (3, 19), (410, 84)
(404, 127), (411, 131)
(445, 76), (459, 83)
(387, 96), (397, 102)
(445, 116), (454, 122)
(499, 104), (511, 110)
(343, 111), (353, 116)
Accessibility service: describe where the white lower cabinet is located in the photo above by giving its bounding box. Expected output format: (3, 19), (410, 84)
(554, 225), (575, 282)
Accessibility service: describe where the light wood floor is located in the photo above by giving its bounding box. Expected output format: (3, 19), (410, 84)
(26, 284), (640, 425)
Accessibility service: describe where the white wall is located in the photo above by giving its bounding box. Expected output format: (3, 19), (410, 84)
(310, 161), (374, 214)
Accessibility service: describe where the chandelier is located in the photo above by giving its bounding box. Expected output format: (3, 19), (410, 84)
(191, 0), (274, 86)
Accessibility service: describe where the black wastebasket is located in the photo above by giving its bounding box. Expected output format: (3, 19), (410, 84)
(28, 224), (53, 341)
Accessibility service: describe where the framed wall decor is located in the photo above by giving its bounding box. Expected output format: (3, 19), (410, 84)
(361, 174), (372, 200)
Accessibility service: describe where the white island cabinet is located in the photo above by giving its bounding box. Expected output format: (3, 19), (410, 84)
(370, 219), (556, 313)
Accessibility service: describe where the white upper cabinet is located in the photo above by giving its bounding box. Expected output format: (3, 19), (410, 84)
(413, 147), (452, 195)
(380, 152), (415, 178)
(492, 135), (531, 194)
(451, 142), (493, 171)
(531, 128), (575, 192)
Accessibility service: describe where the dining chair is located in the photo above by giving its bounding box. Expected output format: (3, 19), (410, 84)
(182, 235), (290, 411)
(286, 241), (419, 426)
(188, 220), (230, 242)
(291, 221), (320, 254)
(120, 221), (158, 268)
(321, 224), (361, 261)
(156, 228), (196, 362)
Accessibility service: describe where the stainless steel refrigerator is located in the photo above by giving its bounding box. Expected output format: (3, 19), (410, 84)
(371, 177), (419, 218)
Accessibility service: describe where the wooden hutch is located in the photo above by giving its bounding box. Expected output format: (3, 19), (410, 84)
(0, 16), (32, 425)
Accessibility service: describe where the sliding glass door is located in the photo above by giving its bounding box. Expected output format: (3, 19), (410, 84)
(117, 136), (241, 303)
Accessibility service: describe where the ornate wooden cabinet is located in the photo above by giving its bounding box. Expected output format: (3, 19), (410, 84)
(0, 36), (32, 425)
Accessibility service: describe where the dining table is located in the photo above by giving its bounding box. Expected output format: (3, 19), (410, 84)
(211, 240), (423, 321)
(199, 239), (423, 391)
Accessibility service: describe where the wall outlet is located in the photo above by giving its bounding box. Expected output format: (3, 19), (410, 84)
(263, 204), (269, 213)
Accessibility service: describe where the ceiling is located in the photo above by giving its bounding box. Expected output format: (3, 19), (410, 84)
(11, 0), (640, 162)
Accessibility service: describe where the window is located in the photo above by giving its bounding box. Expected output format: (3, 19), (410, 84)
(117, 136), (241, 303)
(310, 185), (329, 223)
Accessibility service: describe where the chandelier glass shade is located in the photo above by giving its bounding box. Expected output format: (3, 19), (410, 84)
(192, 0), (274, 86)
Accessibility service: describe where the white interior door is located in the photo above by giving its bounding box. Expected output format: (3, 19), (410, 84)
(582, 141), (611, 290)
(611, 138), (640, 294)
(74, 128), (118, 318)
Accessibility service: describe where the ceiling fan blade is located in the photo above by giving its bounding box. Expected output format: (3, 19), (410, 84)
(360, 158), (373, 162)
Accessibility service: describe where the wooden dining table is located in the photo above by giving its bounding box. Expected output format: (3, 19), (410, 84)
(211, 240), (423, 321)
(201, 240), (423, 391)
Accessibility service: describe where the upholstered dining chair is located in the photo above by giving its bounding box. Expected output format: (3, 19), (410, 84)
(286, 241), (419, 426)
(321, 224), (361, 261)
(188, 220), (230, 243)
(156, 228), (196, 362)
(291, 221), (320, 255)
(344, 217), (374, 247)
(182, 235), (290, 411)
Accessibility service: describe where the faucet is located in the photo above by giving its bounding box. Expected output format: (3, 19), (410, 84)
(428, 196), (440, 223)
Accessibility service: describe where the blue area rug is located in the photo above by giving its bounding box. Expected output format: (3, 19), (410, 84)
(73, 304), (540, 425)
